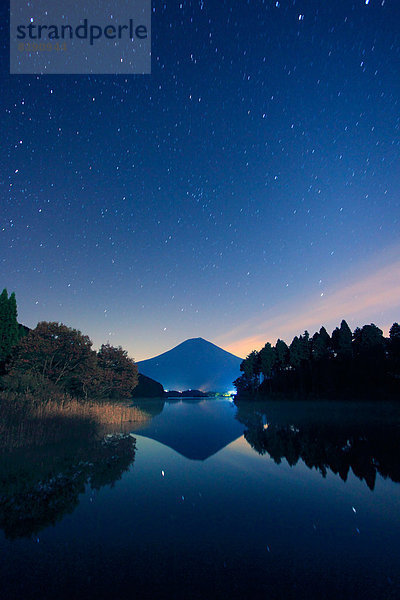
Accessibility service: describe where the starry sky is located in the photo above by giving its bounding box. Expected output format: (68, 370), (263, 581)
(1, 0), (400, 361)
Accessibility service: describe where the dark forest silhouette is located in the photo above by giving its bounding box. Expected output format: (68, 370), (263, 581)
(235, 400), (400, 490)
(234, 320), (400, 398)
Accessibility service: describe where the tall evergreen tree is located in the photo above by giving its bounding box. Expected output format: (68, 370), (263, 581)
(299, 331), (312, 362)
(312, 326), (331, 361)
(291, 331), (311, 368)
(352, 324), (386, 388)
(388, 323), (400, 376)
(259, 342), (275, 379)
(240, 350), (261, 392)
(332, 319), (353, 360)
(275, 339), (289, 372)
(0, 289), (20, 362)
(289, 336), (301, 369)
(389, 322), (400, 340)
(7, 292), (19, 348)
(0, 289), (8, 360)
(353, 323), (385, 356)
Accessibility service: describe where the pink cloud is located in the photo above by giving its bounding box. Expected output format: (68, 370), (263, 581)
(218, 260), (400, 357)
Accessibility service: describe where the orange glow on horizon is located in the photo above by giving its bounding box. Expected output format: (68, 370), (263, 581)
(218, 259), (400, 358)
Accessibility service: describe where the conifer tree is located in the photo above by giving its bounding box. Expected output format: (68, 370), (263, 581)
(299, 331), (312, 362)
(389, 323), (400, 375)
(240, 350), (261, 392)
(275, 339), (289, 371)
(0, 288), (20, 361)
(312, 326), (331, 361)
(332, 319), (353, 360)
(7, 292), (19, 349)
(259, 342), (275, 379)
(289, 336), (301, 369)
(0, 288), (8, 361)
(353, 323), (384, 356)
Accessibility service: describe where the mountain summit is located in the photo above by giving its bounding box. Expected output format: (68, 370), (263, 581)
(137, 337), (242, 392)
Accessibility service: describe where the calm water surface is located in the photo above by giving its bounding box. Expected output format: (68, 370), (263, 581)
(1, 398), (400, 599)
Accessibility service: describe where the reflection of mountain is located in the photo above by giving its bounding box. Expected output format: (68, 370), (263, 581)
(0, 399), (157, 539)
(137, 337), (242, 392)
(131, 398), (245, 460)
(235, 400), (400, 489)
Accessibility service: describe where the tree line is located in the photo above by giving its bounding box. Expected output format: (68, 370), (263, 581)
(0, 288), (138, 400)
(234, 319), (400, 397)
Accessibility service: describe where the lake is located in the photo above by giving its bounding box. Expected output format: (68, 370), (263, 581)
(1, 397), (400, 599)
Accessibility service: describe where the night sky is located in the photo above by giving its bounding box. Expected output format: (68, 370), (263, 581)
(1, 0), (399, 361)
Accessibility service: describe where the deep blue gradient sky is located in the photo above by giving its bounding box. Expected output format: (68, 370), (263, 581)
(1, 0), (399, 360)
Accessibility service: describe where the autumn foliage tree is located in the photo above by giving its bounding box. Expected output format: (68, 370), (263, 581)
(8, 323), (139, 399)
(9, 322), (96, 394)
(89, 344), (138, 399)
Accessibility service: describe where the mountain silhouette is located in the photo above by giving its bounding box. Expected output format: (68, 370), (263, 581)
(137, 337), (242, 392)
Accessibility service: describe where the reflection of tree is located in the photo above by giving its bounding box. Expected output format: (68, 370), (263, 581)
(0, 396), (156, 451)
(131, 398), (165, 418)
(0, 399), (147, 540)
(236, 401), (400, 490)
(0, 433), (136, 540)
